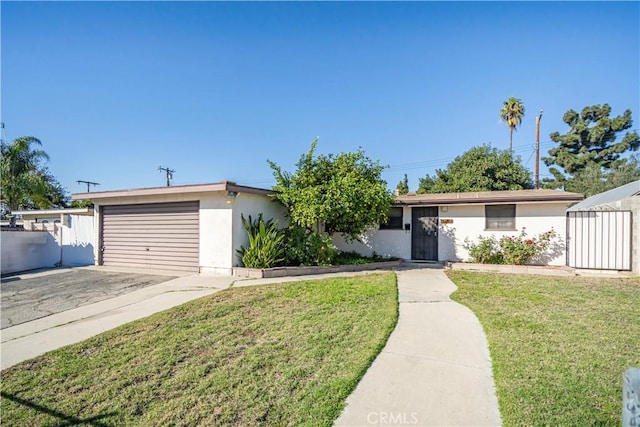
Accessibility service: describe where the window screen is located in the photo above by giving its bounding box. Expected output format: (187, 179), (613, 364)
(485, 204), (516, 230)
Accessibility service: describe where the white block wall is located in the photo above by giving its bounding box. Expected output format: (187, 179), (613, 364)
(1, 213), (95, 275)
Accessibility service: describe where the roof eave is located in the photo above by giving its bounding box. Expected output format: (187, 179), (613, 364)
(72, 181), (272, 201)
(393, 195), (584, 206)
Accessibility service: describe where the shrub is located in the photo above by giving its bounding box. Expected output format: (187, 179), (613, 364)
(282, 225), (336, 266)
(464, 235), (504, 264)
(236, 214), (285, 268)
(464, 228), (558, 265)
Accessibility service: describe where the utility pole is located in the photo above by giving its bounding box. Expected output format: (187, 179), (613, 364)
(158, 166), (175, 187)
(77, 180), (100, 192)
(535, 110), (543, 189)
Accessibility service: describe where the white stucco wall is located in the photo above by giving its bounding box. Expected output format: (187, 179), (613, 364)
(440, 203), (569, 265)
(335, 202), (571, 266)
(333, 206), (412, 259)
(199, 194), (233, 274)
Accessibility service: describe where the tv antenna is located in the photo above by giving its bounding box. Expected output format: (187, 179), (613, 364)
(77, 180), (100, 192)
(158, 166), (175, 187)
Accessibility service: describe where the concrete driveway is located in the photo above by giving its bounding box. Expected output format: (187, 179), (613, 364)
(1, 268), (177, 329)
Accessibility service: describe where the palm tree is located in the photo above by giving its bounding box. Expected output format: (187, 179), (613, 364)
(500, 97), (525, 153)
(0, 136), (63, 212)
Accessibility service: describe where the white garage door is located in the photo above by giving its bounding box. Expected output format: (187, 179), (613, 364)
(100, 201), (200, 272)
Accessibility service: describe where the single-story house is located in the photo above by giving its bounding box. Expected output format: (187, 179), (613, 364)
(566, 180), (639, 272)
(72, 181), (285, 274)
(73, 182), (584, 274)
(334, 189), (584, 266)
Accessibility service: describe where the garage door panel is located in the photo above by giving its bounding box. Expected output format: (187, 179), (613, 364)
(102, 219), (199, 227)
(103, 212), (198, 220)
(101, 202), (200, 272)
(104, 226), (198, 237)
(102, 236), (199, 245)
(105, 248), (199, 258)
(103, 255), (198, 266)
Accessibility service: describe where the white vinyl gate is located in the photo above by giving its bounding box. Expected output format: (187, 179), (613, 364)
(566, 211), (632, 270)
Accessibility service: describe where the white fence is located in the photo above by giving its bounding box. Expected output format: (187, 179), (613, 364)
(1, 215), (95, 275)
(566, 211), (632, 271)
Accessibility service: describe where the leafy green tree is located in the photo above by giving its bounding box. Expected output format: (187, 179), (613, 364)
(558, 155), (640, 197)
(543, 104), (640, 192)
(500, 97), (526, 153)
(268, 138), (392, 241)
(417, 145), (533, 193)
(0, 136), (67, 212)
(396, 174), (409, 195)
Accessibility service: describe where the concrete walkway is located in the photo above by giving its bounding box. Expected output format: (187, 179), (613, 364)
(1, 272), (233, 370)
(334, 267), (502, 427)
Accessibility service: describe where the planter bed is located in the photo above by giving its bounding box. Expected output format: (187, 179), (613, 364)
(446, 262), (577, 277)
(233, 259), (403, 279)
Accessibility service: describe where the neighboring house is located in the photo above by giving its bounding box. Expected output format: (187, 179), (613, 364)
(334, 189), (584, 266)
(72, 181), (285, 274)
(2, 208), (95, 275)
(567, 180), (639, 273)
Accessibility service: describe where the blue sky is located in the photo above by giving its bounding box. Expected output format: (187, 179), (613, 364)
(2, 1), (639, 194)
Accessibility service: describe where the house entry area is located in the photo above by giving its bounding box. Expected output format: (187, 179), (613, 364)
(411, 207), (438, 261)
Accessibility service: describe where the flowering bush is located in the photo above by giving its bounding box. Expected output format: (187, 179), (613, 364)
(464, 228), (558, 265)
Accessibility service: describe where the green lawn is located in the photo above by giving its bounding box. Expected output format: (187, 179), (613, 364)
(448, 271), (640, 426)
(1, 273), (398, 426)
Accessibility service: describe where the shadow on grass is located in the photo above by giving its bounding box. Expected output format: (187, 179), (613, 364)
(1, 391), (118, 426)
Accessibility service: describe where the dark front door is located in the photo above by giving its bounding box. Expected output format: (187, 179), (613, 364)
(412, 207), (438, 261)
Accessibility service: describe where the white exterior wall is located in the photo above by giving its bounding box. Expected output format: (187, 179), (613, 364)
(440, 203), (569, 265)
(199, 195), (233, 274)
(333, 208), (412, 259)
(335, 202), (571, 266)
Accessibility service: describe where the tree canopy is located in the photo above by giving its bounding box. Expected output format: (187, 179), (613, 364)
(396, 174), (409, 195)
(542, 104), (640, 195)
(500, 97), (525, 153)
(1, 136), (67, 213)
(268, 139), (392, 240)
(417, 145), (533, 193)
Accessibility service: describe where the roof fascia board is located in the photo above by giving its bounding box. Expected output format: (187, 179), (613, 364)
(72, 182), (271, 201)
